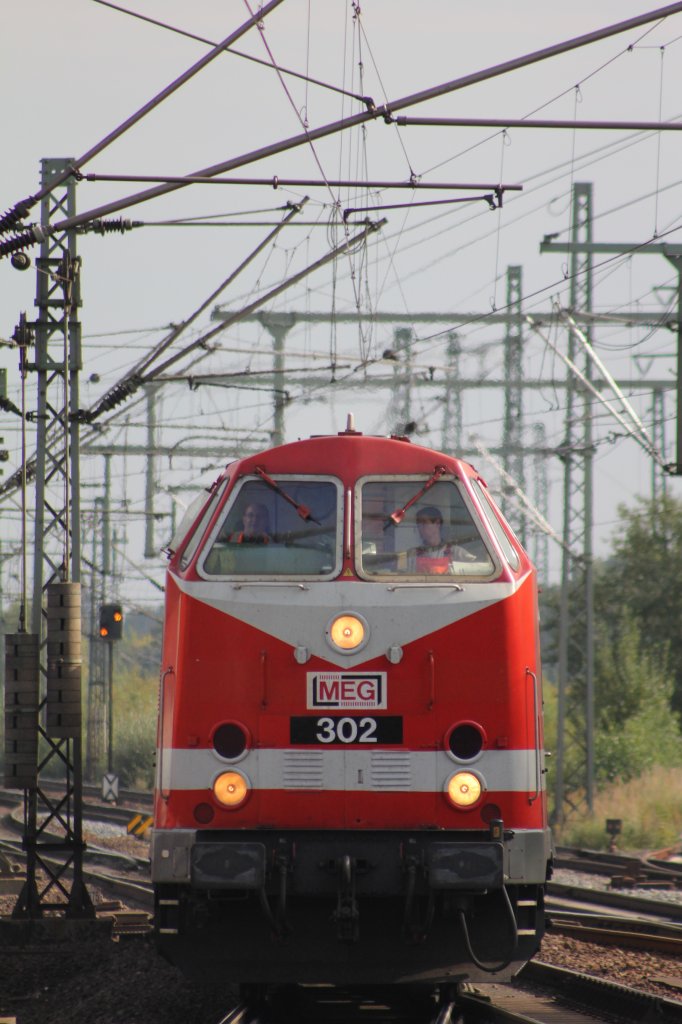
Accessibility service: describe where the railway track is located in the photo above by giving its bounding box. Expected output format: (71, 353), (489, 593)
(547, 907), (682, 954)
(2, 815), (682, 1016)
(0, 789), (154, 935)
(217, 968), (682, 1024)
(555, 844), (682, 888)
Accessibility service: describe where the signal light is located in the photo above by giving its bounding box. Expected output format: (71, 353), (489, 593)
(445, 771), (483, 809)
(213, 770), (249, 808)
(99, 603), (123, 641)
(327, 613), (368, 652)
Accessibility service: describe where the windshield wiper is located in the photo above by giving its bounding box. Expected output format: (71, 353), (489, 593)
(387, 465), (447, 526)
(255, 466), (320, 524)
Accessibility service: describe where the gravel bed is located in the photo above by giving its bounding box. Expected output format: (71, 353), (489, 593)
(537, 930), (682, 1004)
(540, 866), (682, 1004)
(554, 866), (682, 906)
(0, 929), (237, 1024)
(1, 865), (680, 1022)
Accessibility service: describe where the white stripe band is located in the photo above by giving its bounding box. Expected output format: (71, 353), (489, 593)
(158, 746), (544, 794)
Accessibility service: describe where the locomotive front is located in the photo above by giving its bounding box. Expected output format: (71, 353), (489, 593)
(152, 427), (552, 990)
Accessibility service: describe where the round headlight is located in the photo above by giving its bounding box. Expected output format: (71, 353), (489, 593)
(327, 613), (368, 652)
(213, 770), (249, 808)
(446, 771), (483, 808)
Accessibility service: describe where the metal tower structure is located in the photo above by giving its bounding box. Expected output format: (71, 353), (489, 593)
(440, 332), (463, 453)
(530, 422), (549, 583)
(651, 388), (668, 503)
(256, 311), (297, 447)
(84, 462), (111, 781)
(10, 158), (93, 917)
(554, 182), (595, 822)
(386, 328), (414, 435)
(539, 189), (682, 820)
(502, 265), (526, 543)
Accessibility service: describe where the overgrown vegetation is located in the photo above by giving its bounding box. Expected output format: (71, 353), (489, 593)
(540, 494), (682, 842)
(108, 610), (162, 788)
(555, 766), (682, 852)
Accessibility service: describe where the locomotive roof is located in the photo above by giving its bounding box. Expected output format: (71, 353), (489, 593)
(224, 431), (480, 481)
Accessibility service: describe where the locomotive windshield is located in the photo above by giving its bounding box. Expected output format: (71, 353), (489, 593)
(200, 476), (340, 578)
(357, 478), (495, 579)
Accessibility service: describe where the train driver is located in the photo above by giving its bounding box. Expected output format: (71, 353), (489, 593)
(225, 502), (271, 544)
(409, 505), (475, 575)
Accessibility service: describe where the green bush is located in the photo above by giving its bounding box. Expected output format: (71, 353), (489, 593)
(557, 766), (682, 852)
(112, 667), (157, 788)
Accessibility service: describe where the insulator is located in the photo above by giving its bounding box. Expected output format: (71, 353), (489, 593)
(95, 376), (140, 415)
(0, 198), (35, 234)
(10, 252), (31, 271)
(0, 397), (22, 417)
(82, 217), (137, 235)
(0, 232), (35, 258)
(45, 582), (82, 739)
(0, 224), (46, 258)
(4, 632), (40, 790)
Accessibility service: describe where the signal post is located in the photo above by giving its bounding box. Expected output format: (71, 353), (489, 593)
(99, 603), (123, 801)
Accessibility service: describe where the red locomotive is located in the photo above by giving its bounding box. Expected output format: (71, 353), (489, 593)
(152, 420), (552, 995)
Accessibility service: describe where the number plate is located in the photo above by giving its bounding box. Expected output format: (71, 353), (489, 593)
(290, 715), (403, 745)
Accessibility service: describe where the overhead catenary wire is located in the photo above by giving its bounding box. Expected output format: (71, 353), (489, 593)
(526, 314), (667, 468)
(421, 12), (673, 178)
(5, 8), (679, 602)
(258, 115), (682, 357)
(7, 2), (682, 247)
(0, 0), (286, 234)
(469, 435), (576, 557)
(558, 308), (664, 457)
(90, 0), (375, 109)
(1, 216), (388, 505)
(83, 173), (519, 192)
(138, 218), (385, 382)
(396, 116), (682, 131)
(88, 198), (309, 419)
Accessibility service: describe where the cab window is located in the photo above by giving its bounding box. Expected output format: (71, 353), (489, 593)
(470, 479), (521, 571)
(200, 476), (340, 578)
(357, 478), (495, 579)
(170, 480), (227, 570)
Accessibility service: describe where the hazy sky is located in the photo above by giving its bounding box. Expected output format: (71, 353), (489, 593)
(2, 1), (682, 603)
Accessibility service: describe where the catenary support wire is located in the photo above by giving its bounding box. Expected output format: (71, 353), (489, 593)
(5, 2), (682, 250)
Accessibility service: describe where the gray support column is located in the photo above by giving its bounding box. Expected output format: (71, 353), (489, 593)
(502, 266), (526, 542)
(12, 158), (93, 919)
(257, 311), (296, 446)
(555, 182), (595, 822)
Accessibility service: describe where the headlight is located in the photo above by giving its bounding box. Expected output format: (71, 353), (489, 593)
(213, 770), (249, 808)
(445, 771), (483, 808)
(327, 612), (368, 653)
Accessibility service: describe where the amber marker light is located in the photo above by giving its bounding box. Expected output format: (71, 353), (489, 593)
(328, 613), (366, 651)
(446, 771), (483, 808)
(213, 770), (249, 808)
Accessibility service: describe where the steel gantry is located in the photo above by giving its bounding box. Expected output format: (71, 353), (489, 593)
(502, 266), (526, 544)
(6, 159), (94, 918)
(540, 184), (682, 820)
(554, 183), (596, 822)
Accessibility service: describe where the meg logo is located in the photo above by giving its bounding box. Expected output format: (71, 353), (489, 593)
(307, 672), (387, 709)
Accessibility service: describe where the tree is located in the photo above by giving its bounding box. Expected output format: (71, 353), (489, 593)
(538, 495), (682, 813)
(592, 612), (681, 783)
(595, 495), (682, 716)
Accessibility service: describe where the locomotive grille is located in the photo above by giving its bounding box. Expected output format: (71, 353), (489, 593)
(370, 752), (412, 789)
(282, 751), (325, 789)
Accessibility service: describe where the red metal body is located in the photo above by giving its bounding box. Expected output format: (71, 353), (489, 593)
(152, 431), (551, 989)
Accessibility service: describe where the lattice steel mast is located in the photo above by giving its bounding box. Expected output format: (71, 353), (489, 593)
(554, 183), (595, 822)
(8, 158), (93, 917)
